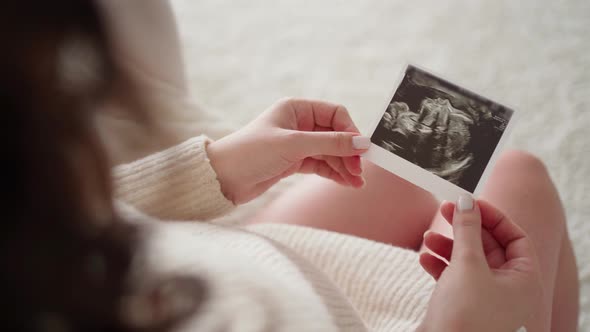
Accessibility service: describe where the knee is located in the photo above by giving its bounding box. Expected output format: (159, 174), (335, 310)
(496, 150), (549, 177)
(495, 150), (565, 229)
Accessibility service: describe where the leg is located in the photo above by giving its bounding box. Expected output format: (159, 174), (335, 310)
(425, 150), (579, 331)
(550, 230), (579, 332)
(250, 161), (439, 249)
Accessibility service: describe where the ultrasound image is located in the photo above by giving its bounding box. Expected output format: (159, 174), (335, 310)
(371, 65), (514, 193)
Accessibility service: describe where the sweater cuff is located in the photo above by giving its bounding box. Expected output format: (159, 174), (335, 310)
(113, 136), (235, 221)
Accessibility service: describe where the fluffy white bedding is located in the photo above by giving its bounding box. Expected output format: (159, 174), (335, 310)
(171, 0), (589, 328)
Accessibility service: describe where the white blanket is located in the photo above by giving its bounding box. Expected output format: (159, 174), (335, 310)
(172, 0), (589, 328)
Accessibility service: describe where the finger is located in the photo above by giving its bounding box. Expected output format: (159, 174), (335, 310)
(423, 231), (453, 262)
(321, 155), (350, 182)
(450, 195), (486, 263)
(309, 124), (365, 179)
(289, 99), (360, 132)
(328, 104), (359, 132)
(323, 156), (364, 187)
(298, 158), (349, 186)
(419, 252), (448, 280)
(440, 200), (455, 224)
(441, 200), (506, 268)
(289, 131), (370, 158)
(481, 228), (506, 269)
(310, 155), (364, 181)
(313, 125), (333, 132)
(477, 200), (535, 262)
(430, 221), (506, 268)
(343, 155), (363, 176)
(450, 200), (528, 254)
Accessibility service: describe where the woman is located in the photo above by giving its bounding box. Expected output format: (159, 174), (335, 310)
(1, 0), (578, 331)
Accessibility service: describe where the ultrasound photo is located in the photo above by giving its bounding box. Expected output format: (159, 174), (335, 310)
(370, 65), (514, 193)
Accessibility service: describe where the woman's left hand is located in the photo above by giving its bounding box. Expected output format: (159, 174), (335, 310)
(207, 98), (371, 204)
(418, 198), (542, 332)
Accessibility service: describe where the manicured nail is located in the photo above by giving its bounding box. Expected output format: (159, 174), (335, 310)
(456, 194), (474, 212)
(352, 136), (371, 149)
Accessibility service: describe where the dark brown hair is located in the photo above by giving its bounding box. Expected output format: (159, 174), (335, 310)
(0, 1), (203, 331)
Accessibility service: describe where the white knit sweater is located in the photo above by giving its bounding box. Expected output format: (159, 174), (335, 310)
(114, 136), (435, 332)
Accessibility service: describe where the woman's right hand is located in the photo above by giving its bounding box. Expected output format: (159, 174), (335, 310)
(418, 196), (543, 332)
(207, 98), (369, 204)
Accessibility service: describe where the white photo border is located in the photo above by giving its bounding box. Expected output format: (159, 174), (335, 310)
(363, 64), (519, 201)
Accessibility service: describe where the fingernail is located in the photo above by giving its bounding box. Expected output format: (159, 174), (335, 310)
(423, 230), (433, 239)
(352, 136), (371, 149)
(456, 194), (474, 212)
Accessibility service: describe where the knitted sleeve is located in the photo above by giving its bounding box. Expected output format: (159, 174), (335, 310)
(113, 136), (235, 221)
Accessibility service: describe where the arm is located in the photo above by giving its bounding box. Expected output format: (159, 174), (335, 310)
(115, 98), (370, 219)
(113, 136), (234, 221)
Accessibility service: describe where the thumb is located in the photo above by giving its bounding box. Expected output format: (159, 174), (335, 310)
(289, 131), (371, 157)
(450, 195), (486, 263)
